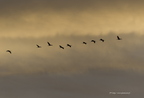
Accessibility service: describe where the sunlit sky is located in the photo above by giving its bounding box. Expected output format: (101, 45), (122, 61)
(0, 0), (144, 98)
(0, 0), (144, 37)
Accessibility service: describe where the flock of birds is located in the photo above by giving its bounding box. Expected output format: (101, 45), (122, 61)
(6, 36), (122, 54)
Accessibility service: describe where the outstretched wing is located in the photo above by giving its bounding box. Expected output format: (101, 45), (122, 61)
(6, 50), (12, 54)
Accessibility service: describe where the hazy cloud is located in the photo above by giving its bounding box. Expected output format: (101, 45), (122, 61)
(0, 70), (143, 98)
(0, 33), (144, 76)
(0, 1), (143, 97)
(0, 0), (144, 37)
(0, 0), (144, 13)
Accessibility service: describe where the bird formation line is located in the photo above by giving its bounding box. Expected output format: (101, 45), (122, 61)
(6, 36), (122, 54)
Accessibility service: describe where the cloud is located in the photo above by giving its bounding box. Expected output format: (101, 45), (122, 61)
(0, 0), (144, 13)
(0, 33), (144, 76)
(0, 69), (143, 98)
(0, 0), (144, 37)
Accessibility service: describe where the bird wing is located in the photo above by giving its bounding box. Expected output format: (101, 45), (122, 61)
(117, 36), (120, 39)
(6, 50), (11, 54)
(47, 42), (51, 45)
(36, 44), (41, 48)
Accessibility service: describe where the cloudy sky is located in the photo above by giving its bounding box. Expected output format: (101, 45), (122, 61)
(0, 0), (144, 98)
(1, 0), (144, 37)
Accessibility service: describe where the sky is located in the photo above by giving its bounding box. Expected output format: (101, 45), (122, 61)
(1, 0), (144, 37)
(0, 0), (144, 98)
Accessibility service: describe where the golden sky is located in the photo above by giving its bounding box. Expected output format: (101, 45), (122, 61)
(0, 0), (143, 75)
(0, 1), (144, 98)
(0, 0), (144, 37)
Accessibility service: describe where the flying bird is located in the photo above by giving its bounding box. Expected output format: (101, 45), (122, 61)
(83, 42), (87, 44)
(36, 44), (41, 48)
(6, 50), (12, 54)
(47, 42), (52, 46)
(91, 40), (96, 43)
(67, 44), (72, 47)
(117, 36), (122, 40)
(59, 45), (64, 49)
(100, 39), (104, 42)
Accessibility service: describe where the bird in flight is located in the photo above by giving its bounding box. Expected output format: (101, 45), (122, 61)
(59, 45), (64, 49)
(117, 36), (122, 40)
(91, 40), (96, 43)
(100, 39), (104, 42)
(83, 42), (87, 44)
(36, 44), (41, 48)
(67, 44), (72, 47)
(6, 50), (12, 54)
(47, 42), (52, 46)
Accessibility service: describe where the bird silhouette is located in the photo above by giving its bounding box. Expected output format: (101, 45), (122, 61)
(47, 42), (52, 46)
(117, 36), (122, 40)
(100, 39), (104, 42)
(36, 44), (41, 48)
(83, 42), (87, 44)
(6, 50), (12, 54)
(59, 45), (64, 49)
(91, 40), (96, 43)
(67, 44), (72, 47)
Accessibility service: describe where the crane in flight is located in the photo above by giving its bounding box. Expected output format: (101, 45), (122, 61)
(117, 36), (122, 40)
(47, 42), (52, 46)
(91, 40), (96, 43)
(100, 39), (104, 42)
(36, 44), (41, 48)
(83, 42), (87, 44)
(59, 45), (64, 49)
(67, 44), (72, 47)
(6, 50), (12, 54)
